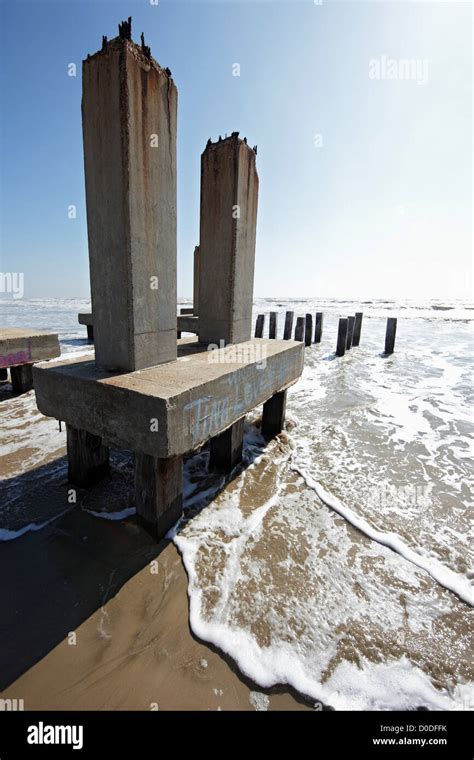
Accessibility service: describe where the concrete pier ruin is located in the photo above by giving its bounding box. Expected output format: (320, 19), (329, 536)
(33, 20), (303, 541)
(0, 328), (60, 394)
(198, 133), (258, 346)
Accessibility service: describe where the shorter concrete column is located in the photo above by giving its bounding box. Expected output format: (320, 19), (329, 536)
(86, 325), (94, 342)
(0, 368), (8, 381)
(283, 311), (294, 340)
(384, 318), (397, 355)
(11, 364), (34, 394)
(66, 425), (110, 486)
(135, 453), (183, 540)
(209, 418), (245, 473)
(336, 318), (348, 357)
(346, 316), (355, 350)
(262, 390), (287, 438)
(352, 312), (363, 347)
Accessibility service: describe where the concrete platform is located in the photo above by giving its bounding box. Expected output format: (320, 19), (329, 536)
(33, 338), (303, 458)
(0, 328), (60, 369)
(78, 313), (93, 327)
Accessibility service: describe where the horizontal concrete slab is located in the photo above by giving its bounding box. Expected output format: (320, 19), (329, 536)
(79, 312), (199, 335)
(0, 328), (60, 369)
(78, 313), (93, 326)
(34, 338), (303, 458)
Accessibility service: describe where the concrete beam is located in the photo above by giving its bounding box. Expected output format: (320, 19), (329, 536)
(198, 134), (258, 346)
(33, 338), (303, 459)
(177, 315), (199, 334)
(0, 328), (60, 374)
(82, 37), (177, 371)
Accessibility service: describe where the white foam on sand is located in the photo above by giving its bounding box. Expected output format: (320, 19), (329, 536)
(294, 466), (473, 607)
(84, 506), (136, 521)
(174, 431), (473, 711)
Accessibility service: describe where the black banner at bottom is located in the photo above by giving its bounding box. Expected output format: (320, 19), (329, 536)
(0, 709), (471, 756)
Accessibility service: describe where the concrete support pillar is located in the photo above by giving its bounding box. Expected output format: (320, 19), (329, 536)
(66, 425), (110, 486)
(193, 245), (200, 316)
(82, 35), (177, 371)
(261, 390), (287, 438)
(314, 312), (323, 343)
(305, 313), (313, 346)
(346, 316), (355, 350)
(10, 364), (33, 394)
(295, 317), (305, 342)
(134, 453), (183, 539)
(352, 312), (363, 347)
(198, 133), (258, 345)
(384, 318), (397, 355)
(283, 311), (294, 340)
(209, 417), (245, 473)
(86, 325), (94, 342)
(336, 318), (348, 357)
(255, 314), (265, 338)
(269, 312), (277, 339)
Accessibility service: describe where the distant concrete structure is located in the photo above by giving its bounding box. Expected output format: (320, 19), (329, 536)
(82, 31), (177, 371)
(78, 313), (93, 341)
(198, 134), (258, 346)
(0, 328), (60, 394)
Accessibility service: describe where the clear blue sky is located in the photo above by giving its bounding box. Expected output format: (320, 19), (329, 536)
(0, 0), (472, 300)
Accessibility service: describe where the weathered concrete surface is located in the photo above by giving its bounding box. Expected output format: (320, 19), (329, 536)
(0, 328), (60, 369)
(198, 135), (258, 346)
(79, 312), (198, 336)
(193, 245), (200, 317)
(33, 338), (303, 458)
(82, 37), (177, 371)
(135, 453), (183, 539)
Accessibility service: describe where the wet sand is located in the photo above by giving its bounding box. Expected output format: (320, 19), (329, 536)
(0, 510), (309, 710)
(0, 380), (309, 710)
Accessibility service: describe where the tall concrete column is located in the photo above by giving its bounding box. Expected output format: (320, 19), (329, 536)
(198, 134), (258, 346)
(82, 32), (177, 371)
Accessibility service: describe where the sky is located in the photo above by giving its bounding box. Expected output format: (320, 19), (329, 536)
(0, 0), (472, 300)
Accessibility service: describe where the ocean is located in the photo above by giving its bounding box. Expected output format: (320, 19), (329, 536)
(0, 296), (473, 710)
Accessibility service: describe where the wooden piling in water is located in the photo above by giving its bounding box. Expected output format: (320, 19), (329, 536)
(314, 312), (323, 343)
(269, 311), (278, 339)
(384, 317), (397, 355)
(336, 318), (348, 357)
(283, 311), (294, 340)
(305, 313), (313, 347)
(346, 316), (355, 350)
(352, 312), (363, 347)
(255, 314), (265, 338)
(294, 316), (305, 342)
